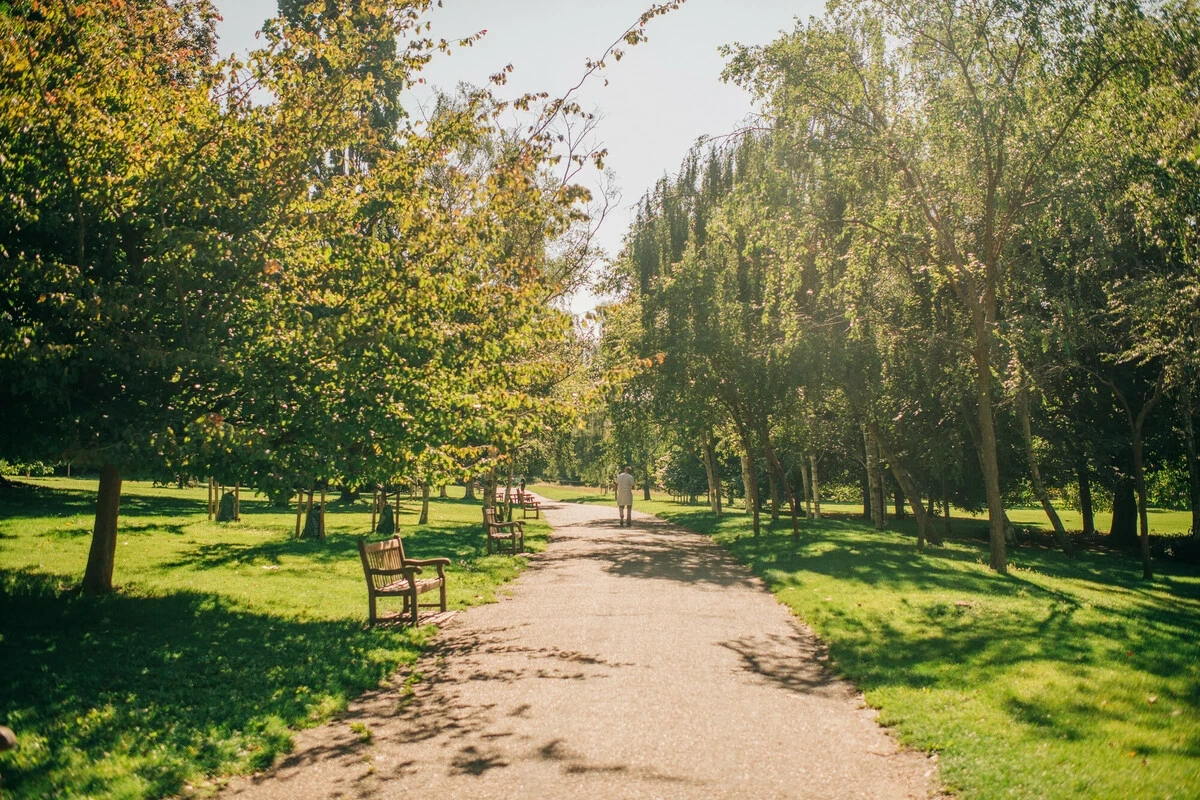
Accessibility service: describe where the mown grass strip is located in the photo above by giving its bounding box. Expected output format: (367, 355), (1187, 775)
(0, 478), (547, 800)
(534, 484), (1200, 800)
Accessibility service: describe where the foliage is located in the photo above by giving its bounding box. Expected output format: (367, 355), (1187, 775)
(600, 0), (1200, 571)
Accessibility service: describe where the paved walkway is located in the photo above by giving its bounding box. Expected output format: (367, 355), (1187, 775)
(220, 497), (940, 799)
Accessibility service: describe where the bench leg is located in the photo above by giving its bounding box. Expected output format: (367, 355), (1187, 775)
(368, 593), (377, 627)
(409, 586), (420, 625)
(440, 580), (447, 612)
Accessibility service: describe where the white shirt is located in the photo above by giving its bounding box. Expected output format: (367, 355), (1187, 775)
(615, 472), (635, 504)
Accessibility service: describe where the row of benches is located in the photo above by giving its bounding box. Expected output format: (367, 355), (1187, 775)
(495, 489), (542, 518)
(357, 503), (532, 626)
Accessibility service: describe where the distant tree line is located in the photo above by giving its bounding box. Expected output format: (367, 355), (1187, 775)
(595, 0), (1200, 579)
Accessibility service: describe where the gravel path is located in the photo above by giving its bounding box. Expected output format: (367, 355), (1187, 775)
(219, 496), (941, 799)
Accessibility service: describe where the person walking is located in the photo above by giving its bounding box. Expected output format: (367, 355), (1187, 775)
(614, 466), (635, 527)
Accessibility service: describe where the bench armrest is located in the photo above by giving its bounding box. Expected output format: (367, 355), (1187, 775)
(406, 557), (451, 567)
(489, 520), (524, 529)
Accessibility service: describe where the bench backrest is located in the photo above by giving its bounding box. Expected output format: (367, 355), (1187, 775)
(482, 506), (503, 530)
(358, 537), (408, 590)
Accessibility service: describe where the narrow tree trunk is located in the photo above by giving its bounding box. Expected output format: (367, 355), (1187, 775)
(865, 427), (885, 530)
(439, 483), (448, 499)
(871, 424), (942, 547)
(894, 487), (905, 520)
(82, 463), (121, 595)
(1133, 431), (1153, 579)
(700, 441), (715, 515)
(809, 455), (822, 521)
(234, 484), (241, 522)
(297, 489), (305, 538)
(861, 465), (871, 522)
(1077, 459), (1095, 536)
(318, 486), (326, 540)
(464, 479), (477, 501)
(972, 337), (1008, 572)
(800, 458), (812, 519)
(371, 487), (378, 533)
(942, 475), (952, 538)
(767, 461), (780, 522)
(1017, 386), (1074, 556)
(1182, 389), (1200, 539)
(506, 461), (515, 522)
(760, 429), (800, 537)
(419, 484), (430, 525)
(740, 451), (760, 536)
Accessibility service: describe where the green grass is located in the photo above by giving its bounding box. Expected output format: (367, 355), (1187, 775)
(0, 478), (547, 800)
(534, 483), (1200, 800)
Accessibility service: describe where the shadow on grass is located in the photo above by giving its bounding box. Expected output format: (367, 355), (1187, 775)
(0, 482), (206, 523)
(647, 505), (1200, 741)
(159, 521), (497, 571)
(0, 569), (427, 800)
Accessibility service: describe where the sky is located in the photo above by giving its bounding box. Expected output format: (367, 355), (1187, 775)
(212, 1), (824, 311)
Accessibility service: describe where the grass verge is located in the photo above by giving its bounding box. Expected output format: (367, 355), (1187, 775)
(0, 478), (547, 800)
(534, 483), (1200, 800)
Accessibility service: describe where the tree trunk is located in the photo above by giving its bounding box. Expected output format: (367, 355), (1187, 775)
(1111, 477), (1138, 544)
(767, 460), (780, 522)
(800, 458), (812, 519)
(702, 439), (716, 514)
(972, 340), (1008, 572)
(82, 463), (121, 595)
(1182, 389), (1200, 539)
(861, 465), (871, 521)
(740, 451), (760, 536)
(809, 455), (821, 521)
(865, 427), (885, 530)
(894, 487), (905, 520)
(942, 476), (952, 538)
(1017, 386), (1074, 556)
(419, 484), (430, 525)
(439, 483), (448, 499)
(871, 424), (942, 547)
(505, 462), (515, 521)
(760, 428), (800, 537)
(464, 479), (477, 501)
(1132, 431), (1153, 579)
(370, 487), (378, 533)
(1077, 459), (1095, 536)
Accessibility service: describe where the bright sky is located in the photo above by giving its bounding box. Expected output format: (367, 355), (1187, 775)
(212, 1), (823, 312)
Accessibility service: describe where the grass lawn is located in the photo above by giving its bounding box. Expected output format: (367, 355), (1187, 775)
(0, 478), (547, 800)
(534, 483), (1200, 800)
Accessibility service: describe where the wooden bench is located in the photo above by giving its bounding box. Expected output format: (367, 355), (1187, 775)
(357, 536), (449, 626)
(482, 506), (525, 554)
(516, 490), (542, 519)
